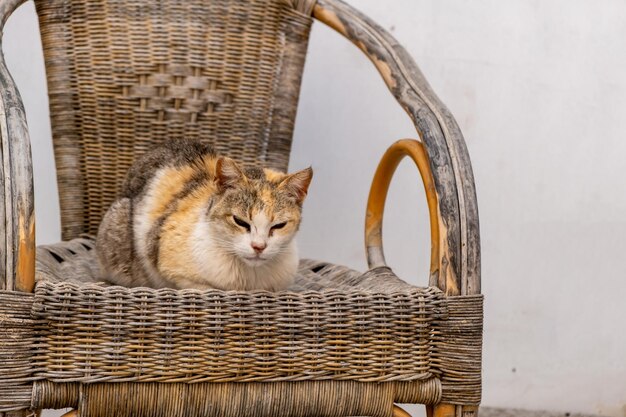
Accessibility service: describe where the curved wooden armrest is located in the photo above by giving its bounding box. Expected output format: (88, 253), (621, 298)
(0, 0), (36, 292)
(313, 0), (480, 296)
(365, 139), (440, 279)
(0, 0), (27, 34)
(392, 405), (412, 417)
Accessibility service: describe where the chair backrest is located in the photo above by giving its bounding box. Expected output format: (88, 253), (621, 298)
(34, 0), (313, 240)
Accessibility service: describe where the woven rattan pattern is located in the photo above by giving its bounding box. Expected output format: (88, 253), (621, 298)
(34, 238), (481, 404)
(33, 238), (446, 385)
(28, 380), (441, 417)
(31, 281), (445, 384)
(0, 239), (483, 412)
(123, 65), (234, 121)
(0, 291), (35, 413)
(34, 0), (312, 240)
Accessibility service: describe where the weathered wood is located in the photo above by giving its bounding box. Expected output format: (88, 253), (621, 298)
(427, 404), (478, 417)
(0, 5), (34, 417)
(393, 405), (412, 417)
(314, 0), (481, 297)
(0, 1), (482, 416)
(429, 404), (455, 417)
(365, 139), (441, 281)
(0, 0), (35, 293)
(315, 3), (481, 415)
(427, 402), (479, 417)
(0, 0), (27, 35)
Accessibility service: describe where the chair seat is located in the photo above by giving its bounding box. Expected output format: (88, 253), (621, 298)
(34, 236), (425, 293)
(0, 237), (482, 416)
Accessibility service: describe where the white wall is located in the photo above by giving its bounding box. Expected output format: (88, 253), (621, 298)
(4, 1), (626, 416)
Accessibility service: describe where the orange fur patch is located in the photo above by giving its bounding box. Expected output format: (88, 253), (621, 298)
(146, 165), (198, 222)
(158, 181), (216, 277)
(263, 168), (286, 183)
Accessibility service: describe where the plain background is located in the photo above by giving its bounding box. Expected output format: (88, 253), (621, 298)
(4, 1), (626, 416)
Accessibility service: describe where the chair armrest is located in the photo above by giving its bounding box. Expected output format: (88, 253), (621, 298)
(365, 139), (441, 279)
(0, 0), (26, 34)
(0, 0), (36, 292)
(313, 0), (480, 296)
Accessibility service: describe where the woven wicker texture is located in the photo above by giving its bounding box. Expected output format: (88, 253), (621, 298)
(0, 239), (483, 414)
(31, 280), (444, 384)
(0, 0), (485, 414)
(0, 291), (35, 413)
(34, 0), (312, 240)
(29, 381), (441, 417)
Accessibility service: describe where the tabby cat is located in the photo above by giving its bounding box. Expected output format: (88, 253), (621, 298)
(96, 139), (313, 291)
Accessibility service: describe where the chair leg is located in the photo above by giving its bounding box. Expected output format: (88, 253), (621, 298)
(427, 404), (479, 417)
(393, 405), (412, 417)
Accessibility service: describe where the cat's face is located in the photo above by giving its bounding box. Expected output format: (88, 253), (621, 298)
(207, 158), (312, 267)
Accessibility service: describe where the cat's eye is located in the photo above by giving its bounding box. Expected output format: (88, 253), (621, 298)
(271, 222), (287, 231)
(233, 216), (250, 231)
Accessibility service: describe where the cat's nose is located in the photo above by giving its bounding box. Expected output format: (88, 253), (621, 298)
(251, 242), (267, 254)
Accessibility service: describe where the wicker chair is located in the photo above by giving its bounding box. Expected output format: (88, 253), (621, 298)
(0, 0), (482, 416)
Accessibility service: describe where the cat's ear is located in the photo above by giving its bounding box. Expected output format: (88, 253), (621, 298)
(279, 167), (313, 205)
(215, 157), (247, 191)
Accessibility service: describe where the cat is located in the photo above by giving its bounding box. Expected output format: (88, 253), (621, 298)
(96, 138), (313, 291)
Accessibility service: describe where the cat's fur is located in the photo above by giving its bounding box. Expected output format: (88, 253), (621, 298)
(96, 139), (313, 291)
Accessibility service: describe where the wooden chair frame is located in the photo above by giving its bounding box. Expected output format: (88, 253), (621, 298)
(0, 1), (481, 416)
